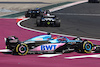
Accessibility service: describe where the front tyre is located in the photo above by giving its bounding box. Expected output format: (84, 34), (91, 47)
(16, 43), (29, 55)
(82, 41), (94, 53)
(25, 12), (30, 18)
(36, 20), (41, 27)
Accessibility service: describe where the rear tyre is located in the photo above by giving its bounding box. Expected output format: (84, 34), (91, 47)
(36, 20), (41, 27)
(25, 12), (30, 18)
(15, 43), (29, 55)
(36, 17), (41, 27)
(55, 19), (60, 27)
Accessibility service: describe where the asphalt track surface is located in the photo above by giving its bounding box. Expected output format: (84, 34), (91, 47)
(21, 3), (100, 39)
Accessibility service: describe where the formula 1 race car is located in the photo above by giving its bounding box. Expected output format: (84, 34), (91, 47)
(4, 33), (98, 55)
(36, 10), (60, 27)
(25, 8), (43, 18)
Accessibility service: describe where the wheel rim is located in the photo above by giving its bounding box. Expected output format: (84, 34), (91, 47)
(83, 41), (93, 53)
(16, 43), (29, 55)
(85, 43), (91, 51)
(19, 45), (26, 53)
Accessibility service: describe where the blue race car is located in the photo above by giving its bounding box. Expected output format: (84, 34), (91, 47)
(5, 33), (96, 55)
(25, 8), (43, 18)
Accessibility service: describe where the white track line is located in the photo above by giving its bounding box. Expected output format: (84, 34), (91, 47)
(38, 54), (62, 57)
(17, 18), (100, 41)
(17, 0), (100, 41)
(64, 54), (100, 59)
(17, 0), (100, 57)
(15, 0), (87, 19)
(0, 49), (12, 52)
(54, 13), (100, 16)
(50, 0), (88, 12)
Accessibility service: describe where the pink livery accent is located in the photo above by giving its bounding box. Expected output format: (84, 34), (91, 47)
(31, 43), (65, 51)
(19, 46), (26, 53)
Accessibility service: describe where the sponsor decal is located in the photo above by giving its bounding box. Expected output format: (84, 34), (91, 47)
(41, 45), (57, 50)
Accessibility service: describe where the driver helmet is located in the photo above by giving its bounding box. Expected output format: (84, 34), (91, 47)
(53, 37), (57, 39)
(35, 6), (40, 10)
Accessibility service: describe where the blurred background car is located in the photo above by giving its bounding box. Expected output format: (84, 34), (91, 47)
(88, 0), (100, 3)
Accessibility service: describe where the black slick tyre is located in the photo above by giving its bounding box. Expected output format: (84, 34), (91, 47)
(36, 17), (41, 27)
(77, 41), (94, 53)
(55, 19), (60, 27)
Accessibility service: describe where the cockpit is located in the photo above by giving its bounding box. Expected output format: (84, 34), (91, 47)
(48, 36), (69, 43)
